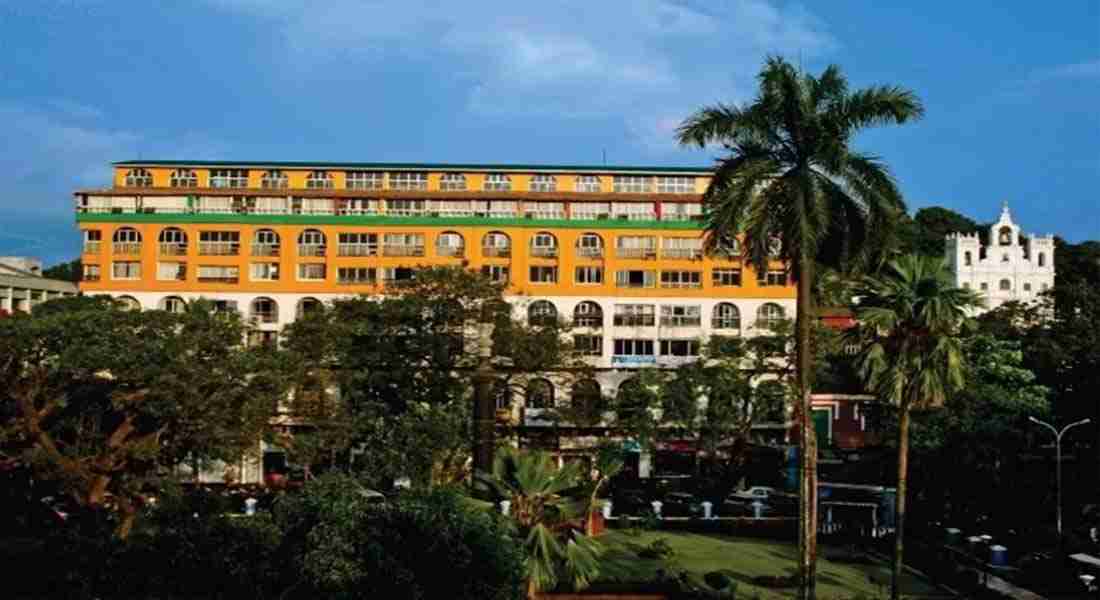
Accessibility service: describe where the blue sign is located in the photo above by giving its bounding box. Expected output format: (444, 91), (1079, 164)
(612, 355), (656, 367)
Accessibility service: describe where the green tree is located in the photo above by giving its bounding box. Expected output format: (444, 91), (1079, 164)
(279, 266), (584, 488)
(677, 57), (922, 599)
(848, 254), (982, 600)
(42, 258), (82, 283)
(481, 447), (601, 597)
(0, 296), (284, 538)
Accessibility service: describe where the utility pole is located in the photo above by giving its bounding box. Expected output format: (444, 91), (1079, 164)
(1029, 416), (1091, 538)
(472, 322), (496, 478)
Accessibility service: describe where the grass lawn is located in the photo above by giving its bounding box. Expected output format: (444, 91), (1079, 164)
(597, 530), (948, 600)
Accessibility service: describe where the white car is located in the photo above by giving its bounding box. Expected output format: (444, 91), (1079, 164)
(726, 486), (778, 502)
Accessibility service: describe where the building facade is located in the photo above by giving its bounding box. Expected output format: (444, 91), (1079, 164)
(945, 203), (1054, 312)
(75, 160), (798, 479)
(0, 257), (79, 315)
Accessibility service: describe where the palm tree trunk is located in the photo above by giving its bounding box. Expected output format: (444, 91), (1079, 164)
(892, 406), (910, 600)
(796, 254), (817, 600)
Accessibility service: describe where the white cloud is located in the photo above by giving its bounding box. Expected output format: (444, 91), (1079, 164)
(205, 0), (837, 153)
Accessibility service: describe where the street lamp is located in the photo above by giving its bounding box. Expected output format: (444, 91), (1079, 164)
(1028, 416), (1091, 537)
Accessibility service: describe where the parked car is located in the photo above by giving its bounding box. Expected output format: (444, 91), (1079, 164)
(661, 492), (703, 518)
(727, 486), (778, 502)
(612, 489), (650, 516)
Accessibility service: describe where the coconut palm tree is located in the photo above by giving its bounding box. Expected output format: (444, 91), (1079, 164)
(481, 447), (602, 598)
(849, 254), (982, 600)
(677, 56), (923, 599)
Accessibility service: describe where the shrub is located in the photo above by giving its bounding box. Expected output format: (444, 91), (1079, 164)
(284, 478), (525, 600)
(638, 537), (675, 560)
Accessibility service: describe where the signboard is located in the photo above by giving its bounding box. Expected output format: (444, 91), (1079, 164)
(611, 355), (656, 367)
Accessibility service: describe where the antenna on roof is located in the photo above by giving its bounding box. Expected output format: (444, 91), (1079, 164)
(602, 149), (607, 166)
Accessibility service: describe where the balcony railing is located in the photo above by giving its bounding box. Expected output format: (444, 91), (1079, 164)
(615, 248), (657, 259)
(82, 242), (101, 254)
(574, 317), (603, 328)
(436, 246), (465, 257)
(711, 319), (742, 331)
(383, 245), (425, 257)
(660, 316), (702, 327)
(113, 242), (142, 255)
(297, 244), (326, 257)
(159, 243), (187, 256)
(576, 247), (603, 259)
(483, 247), (511, 258)
(530, 247), (558, 258)
(662, 248), (702, 260)
(613, 317), (655, 327)
(198, 242), (240, 256)
(337, 244), (377, 257)
(252, 244), (280, 257)
(197, 276), (240, 284)
(252, 311), (278, 324)
(659, 281), (702, 289)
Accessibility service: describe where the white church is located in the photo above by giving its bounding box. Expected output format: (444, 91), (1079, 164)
(945, 203), (1055, 312)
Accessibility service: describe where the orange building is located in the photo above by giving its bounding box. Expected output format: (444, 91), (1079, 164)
(75, 160), (797, 472)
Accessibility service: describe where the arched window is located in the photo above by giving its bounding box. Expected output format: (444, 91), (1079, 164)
(252, 229), (280, 256)
(158, 227), (187, 255)
(528, 300), (558, 327)
(576, 233), (603, 258)
(296, 297), (323, 318)
(159, 296), (186, 313)
(261, 170), (288, 189)
(251, 297), (279, 323)
(964, 251), (972, 266)
(169, 169), (197, 187)
(571, 379), (602, 421)
(526, 378), (554, 409)
(712, 303), (742, 331)
(436, 231), (465, 257)
(116, 295), (141, 310)
(999, 226), (1013, 246)
(112, 227), (142, 254)
(1038, 252), (1045, 267)
(999, 279), (1011, 291)
(305, 170), (333, 189)
(298, 229), (326, 256)
(483, 231), (511, 257)
(616, 378), (647, 420)
(124, 168), (152, 187)
(493, 380), (512, 411)
(530, 232), (558, 258)
(573, 301), (603, 328)
(440, 173), (467, 191)
(757, 303), (786, 329)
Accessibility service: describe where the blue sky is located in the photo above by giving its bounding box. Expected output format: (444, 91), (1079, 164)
(1, 0), (1097, 265)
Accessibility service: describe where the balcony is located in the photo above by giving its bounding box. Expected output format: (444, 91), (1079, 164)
(82, 242), (101, 255)
(662, 248), (702, 260)
(159, 243), (187, 256)
(576, 247), (603, 259)
(198, 242), (240, 256)
(437, 246), (465, 258)
(482, 247), (511, 258)
(574, 316), (603, 329)
(383, 245), (425, 257)
(112, 242), (141, 255)
(660, 316), (702, 327)
(615, 248), (657, 260)
(252, 311), (278, 324)
(297, 244), (326, 257)
(613, 317), (655, 327)
(252, 244), (280, 257)
(660, 281), (702, 289)
(197, 276), (239, 284)
(530, 247), (558, 259)
(337, 244), (377, 257)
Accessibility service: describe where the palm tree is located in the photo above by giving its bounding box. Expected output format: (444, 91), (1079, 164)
(849, 254), (982, 600)
(677, 56), (923, 599)
(481, 447), (602, 598)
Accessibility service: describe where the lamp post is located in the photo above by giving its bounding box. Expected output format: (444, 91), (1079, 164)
(472, 322), (496, 477)
(1028, 416), (1091, 537)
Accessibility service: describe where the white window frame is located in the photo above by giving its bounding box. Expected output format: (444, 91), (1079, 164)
(612, 175), (652, 193)
(170, 169), (197, 188)
(575, 266), (604, 285)
(529, 174), (557, 192)
(297, 263), (327, 281)
(156, 262), (186, 281)
(388, 171), (428, 191)
(250, 262), (280, 281)
(529, 265), (558, 284)
(483, 173), (512, 192)
(575, 175), (601, 193)
(261, 170), (288, 189)
(439, 173), (467, 191)
(112, 261), (141, 280)
(345, 171), (384, 190)
(655, 176), (694, 194)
